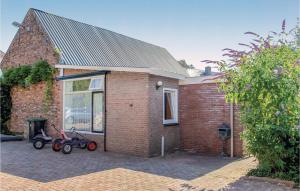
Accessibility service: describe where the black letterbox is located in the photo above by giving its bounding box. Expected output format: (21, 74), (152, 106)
(218, 123), (231, 140)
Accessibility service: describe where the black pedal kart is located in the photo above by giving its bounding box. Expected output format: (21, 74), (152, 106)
(32, 124), (62, 150)
(54, 127), (97, 154)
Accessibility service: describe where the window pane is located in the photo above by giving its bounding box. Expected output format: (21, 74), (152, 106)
(93, 93), (103, 132)
(164, 92), (174, 120)
(73, 79), (90, 91)
(64, 92), (91, 131)
(89, 78), (103, 90)
(65, 81), (73, 93)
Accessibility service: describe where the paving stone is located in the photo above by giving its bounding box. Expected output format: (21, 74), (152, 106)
(0, 141), (296, 191)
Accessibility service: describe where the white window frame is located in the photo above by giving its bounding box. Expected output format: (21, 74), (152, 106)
(163, 88), (178, 124)
(62, 75), (104, 135)
(89, 77), (104, 91)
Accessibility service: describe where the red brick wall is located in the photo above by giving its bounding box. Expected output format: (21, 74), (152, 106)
(9, 82), (62, 138)
(179, 83), (243, 157)
(1, 10), (58, 69)
(106, 71), (150, 157)
(105, 72), (181, 157)
(148, 75), (180, 156)
(7, 69), (106, 149)
(0, 9), (61, 138)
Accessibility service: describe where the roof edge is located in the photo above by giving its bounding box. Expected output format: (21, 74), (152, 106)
(179, 75), (223, 85)
(55, 64), (186, 80)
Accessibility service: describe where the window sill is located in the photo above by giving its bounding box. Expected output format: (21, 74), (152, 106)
(64, 130), (104, 135)
(163, 123), (179, 127)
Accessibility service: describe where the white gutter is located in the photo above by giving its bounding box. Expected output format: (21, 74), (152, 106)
(55, 64), (187, 80)
(230, 103), (234, 158)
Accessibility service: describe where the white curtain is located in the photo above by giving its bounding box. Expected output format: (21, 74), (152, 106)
(64, 92), (92, 131)
(165, 92), (174, 120)
(93, 93), (103, 132)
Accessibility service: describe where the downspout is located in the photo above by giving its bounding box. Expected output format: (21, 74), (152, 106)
(230, 103), (234, 158)
(104, 72), (108, 152)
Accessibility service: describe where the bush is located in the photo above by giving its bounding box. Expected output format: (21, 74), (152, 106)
(25, 60), (54, 84)
(3, 65), (31, 87)
(241, 46), (300, 183)
(203, 21), (300, 183)
(245, 125), (299, 183)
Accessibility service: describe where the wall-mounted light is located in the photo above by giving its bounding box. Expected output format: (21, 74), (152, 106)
(156, 81), (163, 90)
(12, 21), (31, 32)
(12, 21), (22, 28)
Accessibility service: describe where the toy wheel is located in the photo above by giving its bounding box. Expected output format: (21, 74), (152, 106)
(62, 143), (72, 154)
(52, 139), (62, 152)
(80, 141), (87, 149)
(33, 139), (45, 150)
(87, 141), (97, 151)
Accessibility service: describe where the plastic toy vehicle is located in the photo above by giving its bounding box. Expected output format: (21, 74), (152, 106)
(32, 124), (62, 150)
(32, 128), (53, 149)
(53, 127), (97, 154)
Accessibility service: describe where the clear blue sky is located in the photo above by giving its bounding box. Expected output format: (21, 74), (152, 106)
(1, 0), (299, 69)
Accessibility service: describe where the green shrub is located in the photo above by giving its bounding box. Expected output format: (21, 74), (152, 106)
(3, 65), (31, 87)
(203, 21), (300, 183)
(25, 60), (54, 84)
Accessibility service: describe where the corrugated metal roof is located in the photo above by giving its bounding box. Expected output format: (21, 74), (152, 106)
(32, 9), (187, 76)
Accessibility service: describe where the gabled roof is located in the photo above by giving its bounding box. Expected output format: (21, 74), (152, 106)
(31, 9), (187, 78)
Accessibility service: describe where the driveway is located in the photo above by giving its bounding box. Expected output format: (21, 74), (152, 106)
(0, 141), (296, 191)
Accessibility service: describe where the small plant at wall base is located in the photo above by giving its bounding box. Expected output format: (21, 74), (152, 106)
(203, 20), (300, 183)
(0, 60), (55, 133)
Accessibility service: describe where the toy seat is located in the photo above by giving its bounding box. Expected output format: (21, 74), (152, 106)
(41, 129), (52, 141)
(61, 130), (72, 141)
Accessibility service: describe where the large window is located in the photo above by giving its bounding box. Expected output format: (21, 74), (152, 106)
(63, 76), (104, 133)
(163, 88), (178, 124)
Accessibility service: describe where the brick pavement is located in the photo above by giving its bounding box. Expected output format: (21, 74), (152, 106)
(0, 142), (296, 191)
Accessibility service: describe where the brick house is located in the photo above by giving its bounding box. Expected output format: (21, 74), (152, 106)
(1, 9), (243, 157)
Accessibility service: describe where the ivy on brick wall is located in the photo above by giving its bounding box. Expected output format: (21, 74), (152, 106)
(0, 60), (55, 133)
